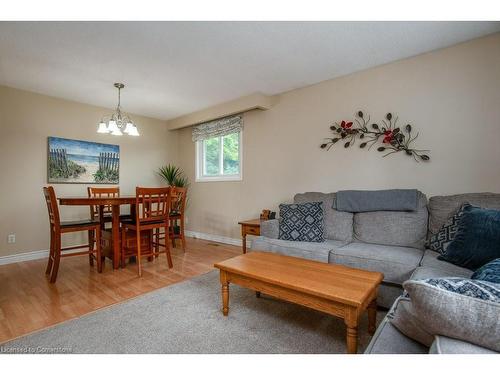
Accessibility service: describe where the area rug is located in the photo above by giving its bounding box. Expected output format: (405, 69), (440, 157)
(1, 271), (384, 353)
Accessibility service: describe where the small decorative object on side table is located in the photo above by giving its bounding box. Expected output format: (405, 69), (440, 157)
(238, 219), (261, 254)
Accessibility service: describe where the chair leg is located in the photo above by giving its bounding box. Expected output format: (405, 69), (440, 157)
(136, 229), (142, 277)
(180, 217), (186, 252)
(95, 228), (102, 273)
(165, 224), (173, 269)
(45, 230), (54, 275)
(49, 235), (61, 283)
(121, 228), (126, 268)
(171, 219), (176, 248)
(154, 228), (160, 258)
(88, 229), (94, 267)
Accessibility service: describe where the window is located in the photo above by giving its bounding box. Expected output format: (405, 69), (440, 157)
(196, 131), (242, 182)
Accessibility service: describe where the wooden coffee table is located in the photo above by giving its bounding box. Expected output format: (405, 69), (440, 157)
(214, 251), (383, 354)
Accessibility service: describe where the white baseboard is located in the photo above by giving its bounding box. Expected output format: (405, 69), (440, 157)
(185, 230), (248, 248)
(0, 232), (246, 266)
(0, 249), (49, 266)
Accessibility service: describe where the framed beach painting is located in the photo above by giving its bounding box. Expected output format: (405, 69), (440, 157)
(48, 137), (120, 184)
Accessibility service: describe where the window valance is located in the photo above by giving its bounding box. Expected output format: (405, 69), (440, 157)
(191, 115), (243, 142)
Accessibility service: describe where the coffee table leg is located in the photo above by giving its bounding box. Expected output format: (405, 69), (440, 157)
(220, 270), (229, 316)
(345, 309), (359, 354)
(222, 283), (229, 316)
(368, 299), (377, 335)
(346, 325), (358, 354)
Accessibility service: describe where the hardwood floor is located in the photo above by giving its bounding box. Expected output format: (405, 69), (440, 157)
(0, 237), (241, 344)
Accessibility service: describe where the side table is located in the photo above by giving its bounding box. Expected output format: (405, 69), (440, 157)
(237, 219), (261, 254)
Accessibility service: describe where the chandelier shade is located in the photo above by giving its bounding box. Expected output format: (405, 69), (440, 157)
(97, 83), (139, 136)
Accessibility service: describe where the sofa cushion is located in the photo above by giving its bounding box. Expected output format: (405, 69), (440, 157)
(403, 278), (500, 352)
(428, 192), (500, 235)
(278, 202), (325, 242)
(353, 192), (428, 249)
(328, 242), (424, 285)
(438, 205), (500, 270)
(429, 336), (497, 354)
(420, 250), (473, 278)
(472, 258), (500, 284)
(364, 313), (427, 354)
(294, 192), (353, 242)
(260, 219), (279, 239)
(377, 283), (403, 309)
(426, 203), (470, 254)
(251, 237), (345, 263)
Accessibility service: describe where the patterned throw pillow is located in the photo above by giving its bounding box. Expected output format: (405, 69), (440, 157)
(472, 258), (500, 284)
(421, 278), (500, 301)
(278, 202), (324, 242)
(390, 278), (500, 351)
(427, 203), (471, 254)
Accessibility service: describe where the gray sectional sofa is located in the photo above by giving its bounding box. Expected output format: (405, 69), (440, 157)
(251, 191), (500, 354)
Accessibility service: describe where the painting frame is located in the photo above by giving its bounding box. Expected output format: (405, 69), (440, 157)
(47, 137), (120, 184)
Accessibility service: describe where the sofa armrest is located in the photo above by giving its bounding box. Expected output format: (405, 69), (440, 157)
(260, 219), (279, 239)
(429, 336), (498, 354)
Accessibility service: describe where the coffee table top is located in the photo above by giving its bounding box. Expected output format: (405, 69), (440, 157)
(214, 251), (383, 307)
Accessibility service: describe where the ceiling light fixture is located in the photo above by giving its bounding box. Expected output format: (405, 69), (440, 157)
(97, 83), (139, 136)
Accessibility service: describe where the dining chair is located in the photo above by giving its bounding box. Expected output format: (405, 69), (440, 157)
(121, 187), (173, 277)
(87, 186), (119, 224)
(43, 186), (102, 283)
(168, 187), (187, 251)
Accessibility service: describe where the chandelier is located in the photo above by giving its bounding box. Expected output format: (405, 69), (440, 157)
(97, 83), (139, 136)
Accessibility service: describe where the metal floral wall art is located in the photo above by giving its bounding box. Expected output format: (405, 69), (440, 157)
(320, 111), (430, 162)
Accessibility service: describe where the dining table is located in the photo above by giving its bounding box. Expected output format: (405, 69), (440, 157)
(58, 196), (137, 270)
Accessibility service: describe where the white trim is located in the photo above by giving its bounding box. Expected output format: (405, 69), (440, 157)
(185, 230), (248, 248)
(0, 245), (92, 266)
(0, 249), (49, 265)
(0, 233), (246, 266)
(195, 130), (243, 182)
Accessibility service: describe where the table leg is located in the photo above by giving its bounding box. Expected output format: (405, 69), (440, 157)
(368, 299), (377, 335)
(345, 309), (359, 354)
(112, 205), (120, 269)
(242, 232), (247, 254)
(220, 271), (229, 316)
(346, 325), (358, 354)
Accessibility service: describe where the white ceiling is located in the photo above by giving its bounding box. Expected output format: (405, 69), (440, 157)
(0, 21), (499, 120)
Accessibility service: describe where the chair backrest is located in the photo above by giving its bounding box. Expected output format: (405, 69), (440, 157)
(135, 187), (171, 224)
(43, 186), (60, 228)
(170, 187), (187, 216)
(87, 187), (120, 219)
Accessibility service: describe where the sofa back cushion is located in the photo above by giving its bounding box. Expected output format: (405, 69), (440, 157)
(428, 193), (500, 235)
(353, 191), (428, 249)
(294, 192), (353, 242)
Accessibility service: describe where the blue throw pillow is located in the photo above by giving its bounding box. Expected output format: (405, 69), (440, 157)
(438, 205), (500, 270)
(279, 202), (324, 242)
(472, 258), (500, 284)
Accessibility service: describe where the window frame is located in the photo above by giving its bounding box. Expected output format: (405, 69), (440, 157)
(195, 130), (243, 182)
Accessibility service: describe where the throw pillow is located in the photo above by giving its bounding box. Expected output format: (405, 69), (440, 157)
(472, 258), (500, 284)
(387, 294), (434, 347)
(438, 205), (500, 270)
(278, 202), (324, 242)
(398, 278), (500, 351)
(426, 203), (471, 254)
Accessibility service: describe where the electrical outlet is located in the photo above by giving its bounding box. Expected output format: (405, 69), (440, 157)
(7, 234), (16, 244)
(185, 217), (189, 224)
